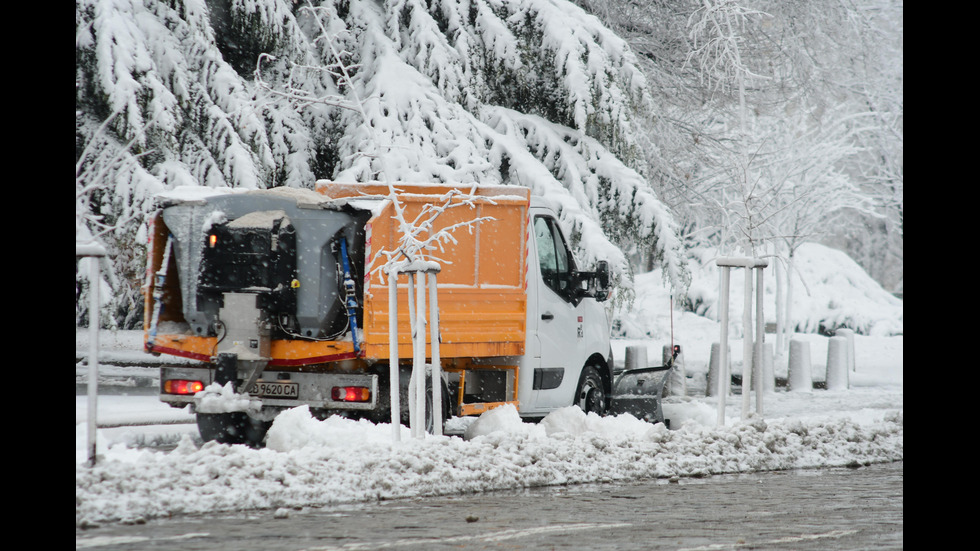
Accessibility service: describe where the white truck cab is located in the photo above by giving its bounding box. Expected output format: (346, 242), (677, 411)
(515, 198), (613, 418)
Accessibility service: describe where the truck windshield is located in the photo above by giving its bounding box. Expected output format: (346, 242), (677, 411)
(534, 216), (574, 299)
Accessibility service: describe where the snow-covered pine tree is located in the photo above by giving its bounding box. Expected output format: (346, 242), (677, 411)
(76, 0), (310, 327)
(75, 0), (685, 328)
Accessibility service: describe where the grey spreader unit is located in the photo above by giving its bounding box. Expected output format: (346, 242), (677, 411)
(158, 190), (371, 341)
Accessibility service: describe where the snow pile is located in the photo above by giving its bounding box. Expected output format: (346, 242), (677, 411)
(76, 402), (901, 525)
(194, 383), (260, 415)
(264, 406), (409, 451)
(785, 243), (903, 336)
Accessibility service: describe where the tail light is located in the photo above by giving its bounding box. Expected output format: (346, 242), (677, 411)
(164, 379), (205, 395)
(331, 386), (371, 402)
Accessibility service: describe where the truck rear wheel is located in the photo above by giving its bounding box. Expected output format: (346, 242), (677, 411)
(575, 366), (607, 415)
(196, 412), (271, 447)
(373, 366), (451, 434)
(405, 377), (451, 435)
(424, 380), (452, 434)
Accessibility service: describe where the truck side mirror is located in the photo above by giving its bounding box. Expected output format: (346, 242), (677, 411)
(595, 260), (610, 301)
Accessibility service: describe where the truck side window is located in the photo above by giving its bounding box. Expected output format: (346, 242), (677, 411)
(534, 216), (574, 299)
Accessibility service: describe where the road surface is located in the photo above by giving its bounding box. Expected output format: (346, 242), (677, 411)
(76, 460), (902, 550)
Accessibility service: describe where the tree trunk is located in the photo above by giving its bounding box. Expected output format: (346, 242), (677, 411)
(782, 248), (796, 350)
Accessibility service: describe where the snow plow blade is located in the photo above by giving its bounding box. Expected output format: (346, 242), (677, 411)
(607, 345), (680, 426)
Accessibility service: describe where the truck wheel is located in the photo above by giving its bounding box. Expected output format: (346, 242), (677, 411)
(400, 373), (451, 435)
(575, 366), (607, 415)
(197, 412), (270, 447)
(424, 380), (452, 435)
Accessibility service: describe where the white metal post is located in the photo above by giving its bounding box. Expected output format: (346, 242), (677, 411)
(754, 266), (766, 414)
(717, 265), (731, 426)
(77, 241), (106, 467)
(774, 260), (785, 355)
(741, 267), (753, 420)
(413, 271), (426, 439)
(405, 272), (418, 437)
(428, 272), (442, 436)
(88, 256), (100, 467)
(387, 268), (401, 441)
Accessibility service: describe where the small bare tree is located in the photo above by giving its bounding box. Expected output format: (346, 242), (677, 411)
(686, 0), (770, 135)
(763, 110), (878, 350)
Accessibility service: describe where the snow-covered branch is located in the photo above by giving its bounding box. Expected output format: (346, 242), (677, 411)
(254, 52), (360, 111)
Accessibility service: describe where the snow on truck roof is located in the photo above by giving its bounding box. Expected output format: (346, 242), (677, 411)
(155, 182), (531, 212)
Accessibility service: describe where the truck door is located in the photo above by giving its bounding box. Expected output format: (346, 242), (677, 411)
(530, 214), (586, 409)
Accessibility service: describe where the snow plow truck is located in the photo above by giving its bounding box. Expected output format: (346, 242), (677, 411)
(144, 181), (674, 445)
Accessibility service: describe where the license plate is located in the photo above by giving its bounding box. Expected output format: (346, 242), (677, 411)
(248, 380), (299, 399)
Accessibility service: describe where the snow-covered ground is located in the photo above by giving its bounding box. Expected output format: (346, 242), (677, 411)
(76, 244), (902, 526)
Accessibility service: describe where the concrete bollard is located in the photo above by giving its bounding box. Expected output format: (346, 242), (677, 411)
(836, 328), (856, 372)
(665, 344), (686, 397)
(752, 342), (775, 394)
(788, 339), (812, 392)
(707, 343), (731, 397)
(625, 345), (648, 371)
(825, 336), (849, 390)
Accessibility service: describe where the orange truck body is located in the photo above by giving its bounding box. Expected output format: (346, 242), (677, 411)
(144, 181), (530, 366)
(317, 181), (531, 362)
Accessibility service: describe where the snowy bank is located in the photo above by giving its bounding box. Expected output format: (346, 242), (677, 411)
(76, 401), (901, 526)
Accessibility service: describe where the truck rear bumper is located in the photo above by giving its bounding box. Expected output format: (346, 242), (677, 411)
(160, 366), (378, 412)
